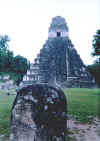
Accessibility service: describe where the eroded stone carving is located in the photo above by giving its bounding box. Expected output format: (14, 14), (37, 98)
(10, 84), (67, 141)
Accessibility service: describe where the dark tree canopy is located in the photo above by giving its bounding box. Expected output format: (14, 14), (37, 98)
(11, 55), (30, 85)
(0, 35), (10, 72)
(88, 64), (100, 87)
(0, 35), (30, 85)
(0, 35), (9, 50)
(88, 29), (100, 87)
(92, 29), (100, 57)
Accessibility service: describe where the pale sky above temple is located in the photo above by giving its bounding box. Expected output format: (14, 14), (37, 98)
(0, 0), (99, 64)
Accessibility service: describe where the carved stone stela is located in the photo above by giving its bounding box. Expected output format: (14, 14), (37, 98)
(10, 84), (67, 141)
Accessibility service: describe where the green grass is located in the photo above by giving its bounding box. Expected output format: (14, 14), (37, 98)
(0, 89), (16, 135)
(63, 88), (100, 123)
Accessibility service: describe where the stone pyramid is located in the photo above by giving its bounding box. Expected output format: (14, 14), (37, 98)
(22, 16), (95, 88)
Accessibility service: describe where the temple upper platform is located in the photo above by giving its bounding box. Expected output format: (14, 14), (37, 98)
(48, 16), (69, 38)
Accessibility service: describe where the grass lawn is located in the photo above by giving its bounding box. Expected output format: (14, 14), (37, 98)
(0, 89), (16, 136)
(63, 88), (100, 123)
(0, 88), (100, 137)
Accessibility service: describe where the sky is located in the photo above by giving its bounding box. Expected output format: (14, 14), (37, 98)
(0, 0), (99, 65)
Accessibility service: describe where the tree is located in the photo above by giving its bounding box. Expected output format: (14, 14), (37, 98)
(0, 35), (10, 72)
(0, 35), (30, 85)
(88, 64), (100, 87)
(88, 29), (100, 87)
(92, 29), (100, 62)
(11, 55), (30, 85)
(0, 35), (9, 53)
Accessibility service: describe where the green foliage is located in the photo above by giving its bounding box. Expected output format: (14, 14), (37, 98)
(0, 35), (30, 85)
(88, 64), (100, 87)
(0, 35), (10, 72)
(12, 55), (30, 74)
(10, 55), (30, 85)
(92, 29), (100, 56)
(89, 30), (100, 86)
(0, 35), (9, 51)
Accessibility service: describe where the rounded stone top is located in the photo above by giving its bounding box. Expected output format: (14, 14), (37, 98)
(49, 16), (69, 32)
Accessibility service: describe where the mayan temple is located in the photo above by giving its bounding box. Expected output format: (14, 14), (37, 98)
(22, 16), (95, 88)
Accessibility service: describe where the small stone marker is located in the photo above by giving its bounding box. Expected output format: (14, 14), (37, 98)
(10, 84), (67, 141)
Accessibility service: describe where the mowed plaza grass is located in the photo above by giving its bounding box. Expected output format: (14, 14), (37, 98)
(0, 89), (16, 135)
(63, 88), (100, 123)
(0, 88), (100, 136)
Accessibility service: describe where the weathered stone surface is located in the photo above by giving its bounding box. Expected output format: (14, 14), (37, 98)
(49, 16), (68, 32)
(10, 84), (67, 141)
(48, 16), (69, 38)
(38, 38), (95, 88)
